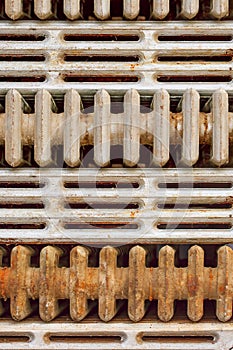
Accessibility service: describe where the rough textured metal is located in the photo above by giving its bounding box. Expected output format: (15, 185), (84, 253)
(181, 89), (200, 166)
(94, 0), (110, 20)
(152, 0), (170, 19)
(1, 88), (233, 166)
(0, 244), (232, 323)
(152, 89), (170, 166)
(94, 89), (111, 167)
(0, 320), (231, 349)
(123, 89), (140, 167)
(5, 89), (23, 167)
(5, 0), (23, 20)
(34, 90), (52, 167)
(1, 0), (232, 20)
(63, 0), (81, 20)
(123, 0), (140, 19)
(64, 89), (81, 167)
(0, 22), (232, 94)
(210, 0), (229, 18)
(211, 89), (229, 166)
(34, 0), (52, 19)
(0, 168), (231, 244)
(180, 0), (199, 19)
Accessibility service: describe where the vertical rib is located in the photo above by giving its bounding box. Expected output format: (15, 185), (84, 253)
(10, 246), (34, 320)
(0, 248), (5, 316)
(211, 89), (229, 166)
(94, 89), (111, 167)
(123, 0), (140, 19)
(5, 0), (23, 19)
(123, 89), (140, 167)
(94, 0), (110, 19)
(64, 0), (81, 19)
(152, 89), (170, 166)
(39, 246), (62, 321)
(158, 246), (175, 322)
(216, 246), (233, 321)
(210, 0), (229, 18)
(35, 90), (52, 167)
(187, 246), (204, 321)
(180, 0), (199, 18)
(70, 246), (89, 321)
(5, 89), (23, 167)
(128, 246), (146, 322)
(34, 0), (52, 19)
(152, 0), (169, 19)
(64, 89), (81, 167)
(181, 89), (200, 166)
(99, 247), (118, 322)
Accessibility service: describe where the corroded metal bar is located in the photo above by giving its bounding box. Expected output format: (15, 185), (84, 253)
(0, 245), (233, 322)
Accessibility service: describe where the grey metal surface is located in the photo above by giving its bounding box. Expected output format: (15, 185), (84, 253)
(0, 22), (232, 94)
(0, 168), (232, 244)
(2, 0), (231, 20)
(1, 88), (232, 167)
(0, 319), (232, 349)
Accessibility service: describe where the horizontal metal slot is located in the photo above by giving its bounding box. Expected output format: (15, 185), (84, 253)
(158, 35), (233, 42)
(0, 335), (30, 343)
(64, 181), (140, 189)
(0, 55), (45, 62)
(157, 223), (232, 229)
(0, 182), (45, 188)
(63, 75), (139, 82)
(65, 202), (140, 209)
(158, 55), (232, 62)
(141, 334), (215, 343)
(64, 34), (140, 42)
(47, 334), (123, 343)
(157, 75), (232, 82)
(64, 55), (140, 62)
(0, 223), (46, 229)
(158, 182), (232, 189)
(64, 223), (138, 229)
(0, 168), (232, 243)
(0, 76), (46, 82)
(0, 202), (44, 209)
(0, 34), (45, 41)
(158, 203), (232, 209)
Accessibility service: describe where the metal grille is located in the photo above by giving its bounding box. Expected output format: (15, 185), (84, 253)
(1, 0), (232, 20)
(1, 88), (232, 167)
(0, 22), (232, 93)
(0, 168), (232, 244)
(1, 0), (233, 349)
(0, 244), (232, 323)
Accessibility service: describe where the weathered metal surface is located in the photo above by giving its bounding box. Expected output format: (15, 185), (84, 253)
(0, 244), (233, 323)
(0, 22), (232, 94)
(2, 0), (232, 20)
(0, 319), (231, 349)
(0, 168), (231, 244)
(1, 88), (233, 167)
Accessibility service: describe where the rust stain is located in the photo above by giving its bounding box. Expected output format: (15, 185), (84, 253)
(0, 245), (231, 323)
(187, 275), (199, 296)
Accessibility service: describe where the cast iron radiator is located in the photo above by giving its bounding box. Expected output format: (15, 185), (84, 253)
(0, 1), (233, 349)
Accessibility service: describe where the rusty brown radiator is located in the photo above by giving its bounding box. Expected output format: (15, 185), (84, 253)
(0, 244), (232, 323)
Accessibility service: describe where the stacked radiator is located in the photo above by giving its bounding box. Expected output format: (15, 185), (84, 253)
(0, 1), (233, 349)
